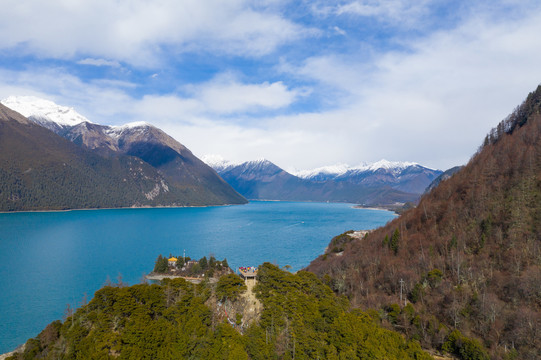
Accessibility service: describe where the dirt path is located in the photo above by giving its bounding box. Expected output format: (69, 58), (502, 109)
(240, 278), (261, 324)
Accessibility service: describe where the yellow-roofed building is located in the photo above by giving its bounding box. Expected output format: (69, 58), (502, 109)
(168, 257), (178, 266)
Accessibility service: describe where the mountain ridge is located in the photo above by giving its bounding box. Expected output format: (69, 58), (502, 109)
(293, 159), (429, 179)
(0, 97), (247, 210)
(0, 103), (176, 210)
(204, 156), (441, 206)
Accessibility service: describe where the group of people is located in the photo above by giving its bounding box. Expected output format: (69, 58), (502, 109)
(239, 266), (257, 273)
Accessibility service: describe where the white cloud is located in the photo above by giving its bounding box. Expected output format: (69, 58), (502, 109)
(273, 7), (541, 169)
(163, 120), (319, 168)
(283, 55), (369, 97)
(2, 2), (541, 171)
(131, 95), (203, 124)
(90, 79), (137, 89)
(333, 26), (347, 36)
(0, 67), (305, 124)
(0, 0), (311, 66)
(336, 0), (429, 19)
(123, 74), (306, 122)
(311, 0), (433, 27)
(190, 74), (303, 114)
(77, 58), (121, 67)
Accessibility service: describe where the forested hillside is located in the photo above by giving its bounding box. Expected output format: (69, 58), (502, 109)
(0, 104), (165, 210)
(7, 264), (431, 360)
(307, 86), (541, 359)
(0, 104), (245, 211)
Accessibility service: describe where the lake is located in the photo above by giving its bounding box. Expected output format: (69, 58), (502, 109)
(0, 201), (395, 354)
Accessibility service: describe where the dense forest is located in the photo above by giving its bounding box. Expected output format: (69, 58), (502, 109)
(7, 263), (431, 359)
(307, 86), (541, 359)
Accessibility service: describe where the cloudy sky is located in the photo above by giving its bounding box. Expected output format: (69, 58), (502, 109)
(1, 0), (541, 171)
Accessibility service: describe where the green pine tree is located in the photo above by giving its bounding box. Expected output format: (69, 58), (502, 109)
(390, 229), (400, 255)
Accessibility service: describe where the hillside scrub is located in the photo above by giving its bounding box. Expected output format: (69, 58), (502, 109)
(7, 264), (432, 359)
(306, 86), (541, 359)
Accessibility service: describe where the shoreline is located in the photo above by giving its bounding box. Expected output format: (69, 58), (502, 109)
(251, 199), (399, 212)
(0, 202), (247, 215)
(0, 200), (399, 215)
(1, 344), (25, 360)
(353, 204), (402, 215)
(352, 205), (390, 211)
(0, 351), (14, 359)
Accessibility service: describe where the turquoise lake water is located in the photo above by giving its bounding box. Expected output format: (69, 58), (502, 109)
(0, 201), (395, 353)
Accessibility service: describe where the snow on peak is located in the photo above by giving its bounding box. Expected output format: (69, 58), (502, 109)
(201, 154), (240, 172)
(110, 121), (151, 130)
(104, 121), (153, 138)
(202, 154), (231, 167)
(246, 158), (271, 166)
(0, 96), (92, 127)
(293, 163), (350, 179)
(201, 156), (276, 172)
(295, 159), (422, 179)
(357, 159), (419, 172)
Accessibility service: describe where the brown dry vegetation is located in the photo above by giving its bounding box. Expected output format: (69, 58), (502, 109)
(307, 86), (541, 360)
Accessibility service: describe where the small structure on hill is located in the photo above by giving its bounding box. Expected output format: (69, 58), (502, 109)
(168, 257), (178, 267)
(182, 259), (198, 271)
(238, 266), (257, 281)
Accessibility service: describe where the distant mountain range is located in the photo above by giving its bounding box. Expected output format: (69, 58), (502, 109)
(203, 156), (442, 207)
(294, 159), (440, 194)
(0, 96), (246, 211)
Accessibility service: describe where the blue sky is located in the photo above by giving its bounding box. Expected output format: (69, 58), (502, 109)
(1, 0), (541, 171)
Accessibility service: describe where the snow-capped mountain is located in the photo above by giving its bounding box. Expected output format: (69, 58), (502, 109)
(0, 101), (175, 211)
(294, 160), (422, 179)
(105, 121), (153, 138)
(204, 156), (439, 205)
(1, 96), (246, 206)
(293, 163), (350, 181)
(203, 157), (285, 177)
(207, 158), (325, 201)
(1, 96), (92, 132)
(229, 159), (282, 177)
(294, 160), (441, 194)
(201, 156), (287, 179)
(1, 96), (191, 156)
(200, 154), (239, 173)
